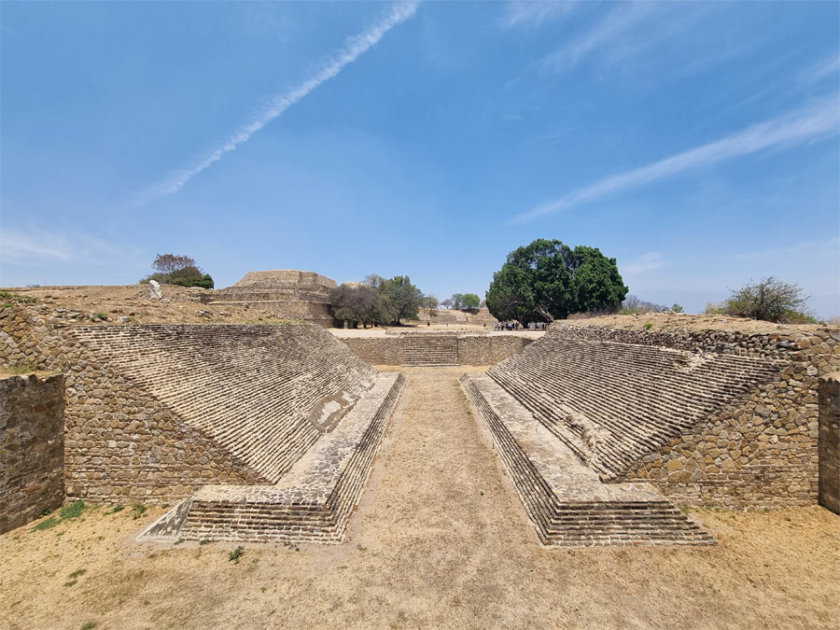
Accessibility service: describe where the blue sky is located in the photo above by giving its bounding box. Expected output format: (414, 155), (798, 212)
(1, 1), (838, 317)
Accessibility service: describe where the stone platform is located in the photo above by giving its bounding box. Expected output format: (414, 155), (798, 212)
(141, 372), (405, 543)
(461, 374), (714, 547)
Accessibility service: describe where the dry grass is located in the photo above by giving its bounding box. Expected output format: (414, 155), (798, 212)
(558, 311), (836, 334)
(1, 368), (838, 629)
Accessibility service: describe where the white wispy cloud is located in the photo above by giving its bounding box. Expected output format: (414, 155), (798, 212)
(514, 94), (840, 223)
(623, 252), (665, 275)
(502, 1), (580, 30)
(804, 54), (840, 85)
(0, 229), (127, 265)
(141, 1), (419, 202)
(0, 230), (71, 262)
(538, 1), (656, 70)
(734, 236), (840, 262)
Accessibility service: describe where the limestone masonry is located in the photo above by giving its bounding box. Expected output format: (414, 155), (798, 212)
(1, 293), (838, 545)
(341, 332), (532, 366)
(205, 270), (336, 327)
(0, 373), (65, 534)
(819, 375), (839, 513)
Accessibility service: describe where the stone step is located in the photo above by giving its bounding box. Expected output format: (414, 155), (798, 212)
(487, 335), (780, 479)
(139, 372), (405, 544)
(461, 374), (715, 549)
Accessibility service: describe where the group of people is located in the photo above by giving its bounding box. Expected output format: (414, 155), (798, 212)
(492, 321), (548, 331)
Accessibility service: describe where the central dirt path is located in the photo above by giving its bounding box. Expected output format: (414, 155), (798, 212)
(327, 366), (537, 626)
(1, 368), (838, 630)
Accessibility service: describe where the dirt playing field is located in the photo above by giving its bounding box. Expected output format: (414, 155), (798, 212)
(1, 367), (838, 630)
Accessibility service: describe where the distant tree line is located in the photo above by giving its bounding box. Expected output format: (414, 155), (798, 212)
(330, 275), (433, 327)
(441, 293), (481, 310)
(139, 254), (214, 289)
(621, 296), (683, 314)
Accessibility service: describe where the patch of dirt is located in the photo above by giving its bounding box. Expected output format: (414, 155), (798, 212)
(0, 284), (280, 325)
(561, 311), (836, 335)
(1, 368), (837, 629)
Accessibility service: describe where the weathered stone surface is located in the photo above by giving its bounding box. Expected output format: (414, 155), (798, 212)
(340, 333), (532, 366)
(462, 374), (714, 547)
(206, 270), (336, 327)
(819, 375), (840, 514)
(0, 373), (64, 533)
(487, 324), (839, 508)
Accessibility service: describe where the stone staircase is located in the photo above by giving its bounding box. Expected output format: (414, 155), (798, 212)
(461, 374), (714, 547)
(72, 324), (377, 483)
(488, 336), (780, 480)
(140, 372), (405, 544)
(402, 335), (459, 366)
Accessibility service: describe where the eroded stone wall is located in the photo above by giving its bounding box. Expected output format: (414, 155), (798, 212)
(0, 305), (377, 504)
(207, 270), (336, 327)
(819, 376), (840, 514)
(1, 373), (64, 533)
(501, 323), (840, 507)
(339, 334), (532, 366)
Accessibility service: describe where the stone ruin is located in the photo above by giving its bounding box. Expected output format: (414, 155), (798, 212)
(461, 323), (839, 546)
(0, 295), (838, 547)
(206, 270), (337, 327)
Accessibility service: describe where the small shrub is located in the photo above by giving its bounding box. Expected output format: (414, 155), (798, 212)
(68, 569), (87, 579)
(90, 312), (108, 321)
(644, 322), (653, 330)
(0, 290), (36, 305)
(228, 546), (245, 563)
(81, 623), (97, 630)
(670, 304), (684, 313)
(723, 277), (813, 323)
(103, 505), (124, 516)
(131, 503), (147, 519)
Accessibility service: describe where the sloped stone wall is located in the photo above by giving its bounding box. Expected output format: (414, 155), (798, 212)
(493, 324), (840, 507)
(1, 373), (64, 533)
(0, 305), (379, 504)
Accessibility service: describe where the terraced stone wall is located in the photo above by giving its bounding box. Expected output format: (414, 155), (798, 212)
(341, 337), (404, 365)
(494, 323), (840, 507)
(340, 334), (532, 366)
(819, 376), (840, 514)
(207, 270), (336, 327)
(0, 373), (64, 533)
(0, 307), (378, 504)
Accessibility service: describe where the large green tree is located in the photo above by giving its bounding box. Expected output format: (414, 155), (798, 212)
(365, 275), (423, 325)
(461, 293), (481, 309)
(330, 283), (394, 328)
(485, 239), (627, 324)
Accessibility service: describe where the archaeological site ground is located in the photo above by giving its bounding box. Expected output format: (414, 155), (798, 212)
(1, 271), (838, 629)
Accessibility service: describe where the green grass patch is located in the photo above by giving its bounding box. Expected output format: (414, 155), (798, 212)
(131, 503), (147, 519)
(32, 517), (59, 531)
(0, 290), (36, 305)
(31, 500), (85, 532)
(60, 500), (86, 520)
